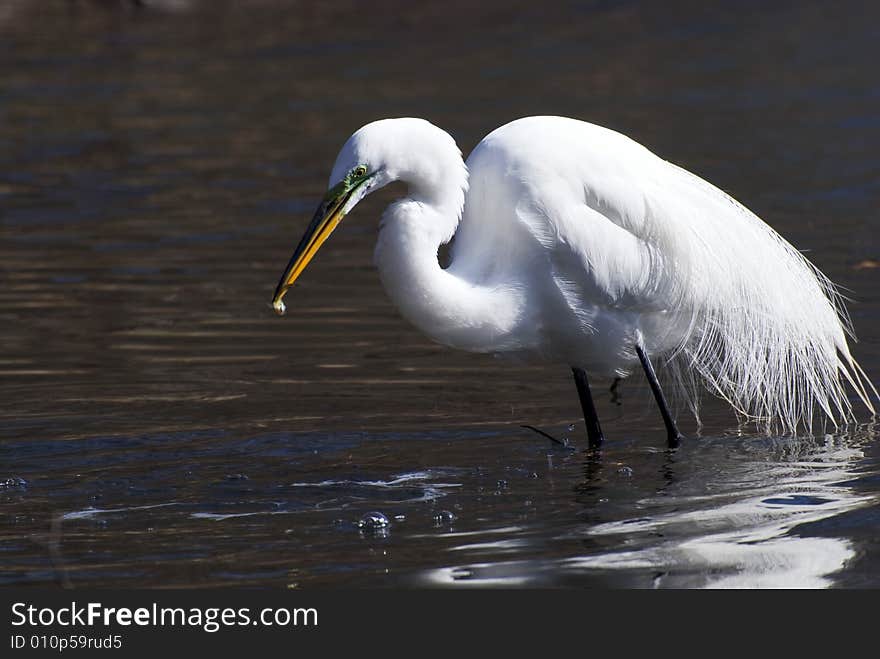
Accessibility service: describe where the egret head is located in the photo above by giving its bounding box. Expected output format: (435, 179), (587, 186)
(271, 118), (464, 314)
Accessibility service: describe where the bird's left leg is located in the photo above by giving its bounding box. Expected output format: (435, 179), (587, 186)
(572, 367), (605, 449)
(634, 344), (683, 448)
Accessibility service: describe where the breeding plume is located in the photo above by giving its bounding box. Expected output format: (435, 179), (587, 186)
(272, 116), (875, 447)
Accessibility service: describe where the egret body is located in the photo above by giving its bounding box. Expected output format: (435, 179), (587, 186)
(272, 117), (875, 446)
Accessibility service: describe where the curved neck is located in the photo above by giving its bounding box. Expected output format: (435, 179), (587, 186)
(374, 197), (522, 353)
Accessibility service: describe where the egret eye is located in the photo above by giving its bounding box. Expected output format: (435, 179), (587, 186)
(353, 165), (368, 178)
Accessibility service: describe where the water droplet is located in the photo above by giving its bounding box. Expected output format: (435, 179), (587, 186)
(224, 473), (248, 481)
(357, 511), (390, 530)
(496, 479), (508, 490)
(393, 514), (406, 522)
(433, 510), (457, 525)
(529, 472), (539, 479)
(617, 466), (633, 477)
(0, 477), (26, 488)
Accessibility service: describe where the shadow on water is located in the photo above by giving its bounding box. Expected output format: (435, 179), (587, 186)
(1, 1), (879, 587)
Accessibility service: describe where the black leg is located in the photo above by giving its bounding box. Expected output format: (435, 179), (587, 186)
(609, 377), (622, 405)
(572, 367), (605, 449)
(634, 344), (683, 448)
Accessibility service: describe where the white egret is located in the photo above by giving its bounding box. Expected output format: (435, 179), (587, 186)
(271, 116), (876, 447)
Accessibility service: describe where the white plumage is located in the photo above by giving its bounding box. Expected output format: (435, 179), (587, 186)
(273, 116), (876, 435)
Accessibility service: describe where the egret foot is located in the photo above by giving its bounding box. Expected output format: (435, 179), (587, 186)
(571, 367), (605, 448)
(609, 377), (622, 405)
(635, 344), (684, 448)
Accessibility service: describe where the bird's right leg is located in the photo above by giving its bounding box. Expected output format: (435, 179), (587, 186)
(635, 344), (683, 448)
(571, 367), (605, 448)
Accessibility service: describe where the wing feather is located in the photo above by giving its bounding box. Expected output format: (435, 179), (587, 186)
(457, 117), (875, 431)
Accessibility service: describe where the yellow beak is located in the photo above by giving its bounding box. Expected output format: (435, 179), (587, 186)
(271, 178), (364, 315)
(272, 167), (376, 315)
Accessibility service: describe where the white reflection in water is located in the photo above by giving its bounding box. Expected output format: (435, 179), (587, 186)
(425, 437), (876, 589)
(574, 442), (872, 588)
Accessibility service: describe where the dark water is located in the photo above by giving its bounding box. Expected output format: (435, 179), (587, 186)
(1, 0), (879, 588)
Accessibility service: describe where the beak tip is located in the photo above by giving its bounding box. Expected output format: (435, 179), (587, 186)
(272, 298), (287, 316)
